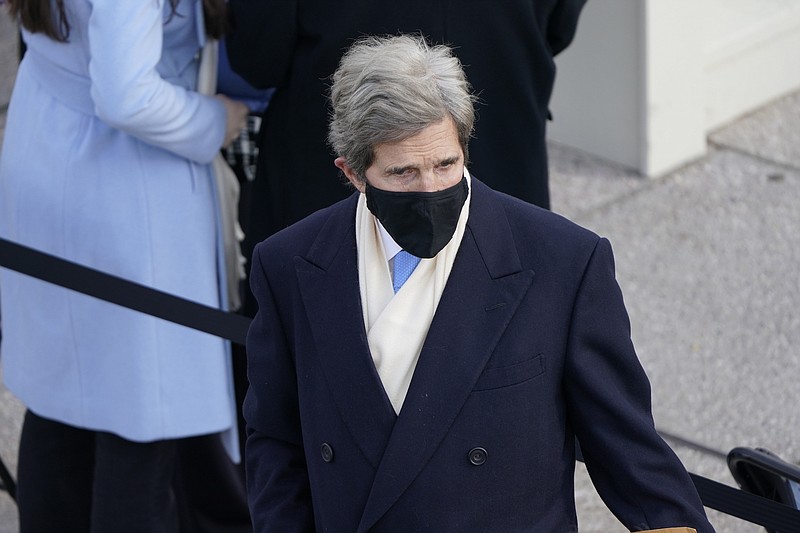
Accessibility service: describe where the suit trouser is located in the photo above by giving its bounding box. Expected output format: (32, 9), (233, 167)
(173, 433), (251, 533)
(17, 410), (179, 533)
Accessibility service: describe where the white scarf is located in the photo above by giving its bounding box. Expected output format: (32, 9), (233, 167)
(197, 38), (247, 312)
(356, 172), (472, 414)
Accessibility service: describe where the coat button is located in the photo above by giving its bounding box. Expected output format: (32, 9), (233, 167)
(321, 443), (334, 463)
(468, 447), (487, 466)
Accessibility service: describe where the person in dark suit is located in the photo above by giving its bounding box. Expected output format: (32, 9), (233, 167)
(243, 34), (715, 532)
(226, 0), (588, 318)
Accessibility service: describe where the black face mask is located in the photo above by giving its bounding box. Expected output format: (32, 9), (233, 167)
(365, 175), (469, 259)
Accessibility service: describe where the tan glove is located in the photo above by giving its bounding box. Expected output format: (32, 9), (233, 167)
(637, 528), (697, 533)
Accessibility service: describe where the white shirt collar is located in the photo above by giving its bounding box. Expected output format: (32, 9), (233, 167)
(377, 221), (402, 262)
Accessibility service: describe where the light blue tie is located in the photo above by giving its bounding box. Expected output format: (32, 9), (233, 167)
(392, 250), (421, 293)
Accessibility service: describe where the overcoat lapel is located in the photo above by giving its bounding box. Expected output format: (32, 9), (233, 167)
(295, 195), (397, 469)
(357, 180), (535, 532)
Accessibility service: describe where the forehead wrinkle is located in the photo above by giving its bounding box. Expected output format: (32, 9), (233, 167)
(382, 151), (460, 174)
(370, 117), (463, 175)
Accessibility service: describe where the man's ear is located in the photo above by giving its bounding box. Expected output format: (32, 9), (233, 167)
(334, 157), (365, 193)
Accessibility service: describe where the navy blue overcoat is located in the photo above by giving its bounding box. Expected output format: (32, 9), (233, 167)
(244, 179), (714, 532)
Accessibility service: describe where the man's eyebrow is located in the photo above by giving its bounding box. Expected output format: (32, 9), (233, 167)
(437, 155), (460, 166)
(384, 154), (461, 174)
(385, 164), (416, 175)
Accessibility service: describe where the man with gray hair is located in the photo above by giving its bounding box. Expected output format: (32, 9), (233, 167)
(244, 35), (714, 533)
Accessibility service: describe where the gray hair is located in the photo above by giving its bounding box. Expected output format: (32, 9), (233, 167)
(328, 34), (476, 182)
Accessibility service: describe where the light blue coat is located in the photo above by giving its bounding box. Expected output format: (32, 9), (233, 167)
(0, 0), (238, 457)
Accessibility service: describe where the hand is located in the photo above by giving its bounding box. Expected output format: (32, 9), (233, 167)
(216, 95), (250, 149)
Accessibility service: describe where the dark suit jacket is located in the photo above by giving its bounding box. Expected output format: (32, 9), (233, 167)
(244, 179), (714, 532)
(227, 0), (589, 316)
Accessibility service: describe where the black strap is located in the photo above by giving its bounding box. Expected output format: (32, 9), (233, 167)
(690, 473), (800, 532)
(0, 455), (16, 502)
(0, 238), (250, 345)
(3, 237), (800, 530)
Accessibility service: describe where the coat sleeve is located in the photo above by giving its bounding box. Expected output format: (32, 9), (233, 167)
(564, 238), (715, 533)
(244, 243), (315, 532)
(226, 0), (299, 89)
(87, 0), (226, 163)
(545, 0), (588, 56)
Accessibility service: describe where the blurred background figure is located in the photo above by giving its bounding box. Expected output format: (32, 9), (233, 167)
(226, 0), (588, 317)
(0, 1), (249, 531)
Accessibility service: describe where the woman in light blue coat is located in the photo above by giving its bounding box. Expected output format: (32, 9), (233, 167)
(0, 0), (248, 529)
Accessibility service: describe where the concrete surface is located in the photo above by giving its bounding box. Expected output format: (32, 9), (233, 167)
(1, 10), (799, 532)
